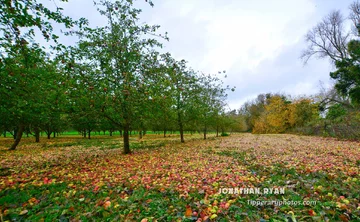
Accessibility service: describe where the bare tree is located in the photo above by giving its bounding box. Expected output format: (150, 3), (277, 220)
(349, 1), (360, 35)
(301, 10), (350, 64)
(315, 81), (353, 111)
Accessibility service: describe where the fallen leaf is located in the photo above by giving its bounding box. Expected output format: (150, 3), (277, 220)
(19, 209), (28, 215)
(185, 205), (192, 217)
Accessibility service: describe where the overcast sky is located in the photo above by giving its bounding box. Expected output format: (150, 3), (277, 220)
(54, 0), (355, 110)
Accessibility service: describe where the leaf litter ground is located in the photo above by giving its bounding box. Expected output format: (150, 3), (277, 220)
(0, 134), (359, 221)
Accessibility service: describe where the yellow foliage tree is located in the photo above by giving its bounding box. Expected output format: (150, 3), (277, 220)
(264, 96), (289, 133)
(253, 96), (319, 134)
(253, 96), (288, 133)
(253, 114), (269, 134)
(288, 98), (318, 128)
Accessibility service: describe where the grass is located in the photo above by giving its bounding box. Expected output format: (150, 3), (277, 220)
(0, 133), (359, 221)
(0, 130), (215, 138)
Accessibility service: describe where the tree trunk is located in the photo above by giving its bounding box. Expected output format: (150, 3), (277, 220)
(204, 124), (207, 140)
(3, 131), (6, 138)
(178, 113), (185, 143)
(13, 128), (17, 139)
(110, 130), (113, 136)
(163, 129), (166, 138)
(35, 127), (40, 143)
(216, 126), (219, 137)
(88, 129), (91, 139)
(53, 131), (56, 138)
(9, 124), (25, 150)
(47, 132), (51, 139)
(119, 130), (122, 137)
(138, 130), (143, 139)
(123, 123), (131, 154)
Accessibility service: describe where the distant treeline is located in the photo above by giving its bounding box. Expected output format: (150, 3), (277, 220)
(237, 90), (360, 140)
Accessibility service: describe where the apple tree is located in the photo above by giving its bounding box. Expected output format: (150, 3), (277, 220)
(71, 0), (167, 153)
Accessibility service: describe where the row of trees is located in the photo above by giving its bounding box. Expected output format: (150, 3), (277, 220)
(0, 0), (236, 153)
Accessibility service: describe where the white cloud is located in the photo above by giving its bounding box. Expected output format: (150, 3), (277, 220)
(150, 0), (316, 73)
